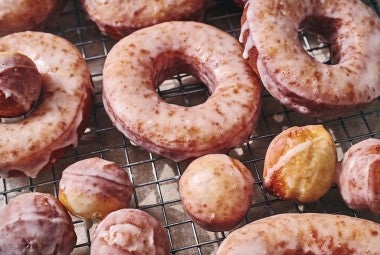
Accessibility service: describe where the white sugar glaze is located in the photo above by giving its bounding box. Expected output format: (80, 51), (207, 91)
(103, 21), (261, 161)
(217, 213), (380, 254)
(0, 31), (93, 178)
(241, 0), (380, 117)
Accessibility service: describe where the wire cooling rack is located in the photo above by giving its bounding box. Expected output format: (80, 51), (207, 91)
(1, 0), (380, 254)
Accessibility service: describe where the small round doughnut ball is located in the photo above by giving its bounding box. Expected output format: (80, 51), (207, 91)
(263, 125), (337, 203)
(337, 138), (380, 213)
(0, 0), (67, 36)
(0, 52), (42, 118)
(91, 209), (170, 255)
(0, 192), (76, 255)
(59, 157), (134, 220)
(179, 154), (254, 232)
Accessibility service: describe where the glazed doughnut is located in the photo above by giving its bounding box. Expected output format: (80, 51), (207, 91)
(59, 157), (134, 220)
(179, 154), (254, 232)
(103, 21), (261, 162)
(337, 138), (380, 213)
(263, 125), (337, 203)
(0, 0), (67, 36)
(0, 52), (42, 118)
(91, 209), (170, 255)
(240, 0), (380, 118)
(217, 213), (380, 254)
(0, 31), (93, 178)
(0, 192), (76, 255)
(80, 0), (213, 40)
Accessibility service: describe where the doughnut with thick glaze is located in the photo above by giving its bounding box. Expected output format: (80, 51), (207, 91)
(240, 0), (380, 118)
(0, 0), (67, 36)
(103, 21), (261, 162)
(59, 157), (134, 220)
(91, 209), (170, 255)
(0, 192), (76, 255)
(179, 154), (254, 232)
(0, 31), (94, 178)
(217, 213), (380, 254)
(80, 0), (213, 40)
(337, 138), (380, 213)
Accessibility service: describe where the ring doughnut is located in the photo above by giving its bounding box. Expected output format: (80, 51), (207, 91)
(217, 213), (380, 254)
(80, 0), (213, 40)
(0, 0), (67, 36)
(0, 31), (94, 178)
(103, 21), (261, 162)
(240, 0), (380, 118)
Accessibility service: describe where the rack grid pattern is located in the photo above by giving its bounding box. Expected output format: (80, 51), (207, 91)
(1, 1), (379, 254)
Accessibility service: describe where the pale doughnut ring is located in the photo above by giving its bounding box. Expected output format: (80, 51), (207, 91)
(241, 0), (380, 118)
(103, 21), (261, 161)
(0, 32), (93, 178)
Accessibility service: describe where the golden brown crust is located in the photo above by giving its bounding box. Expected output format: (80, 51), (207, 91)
(263, 125), (337, 203)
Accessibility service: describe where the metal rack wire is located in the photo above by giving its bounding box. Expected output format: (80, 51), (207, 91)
(1, 0), (379, 254)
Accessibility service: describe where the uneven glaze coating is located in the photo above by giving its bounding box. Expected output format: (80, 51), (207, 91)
(263, 125), (337, 203)
(179, 154), (254, 232)
(91, 209), (170, 255)
(0, 0), (67, 36)
(59, 157), (134, 220)
(103, 21), (261, 162)
(0, 52), (42, 118)
(0, 31), (94, 178)
(241, 0), (380, 117)
(217, 213), (380, 254)
(0, 192), (76, 255)
(80, 0), (213, 39)
(337, 138), (380, 213)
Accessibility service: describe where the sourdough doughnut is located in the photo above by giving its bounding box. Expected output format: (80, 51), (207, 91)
(80, 0), (213, 40)
(263, 125), (337, 203)
(0, 192), (76, 255)
(337, 138), (380, 213)
(103, 21), (261, 162)
(0, 31), (94, 178)
(0, 0), (67, 36)
(91, 209), (170, 255)
(240, 0), (380, 118)
(217, 213), (380, 254)
(59, 157), (134, 220)
(179, 154), (254, 232)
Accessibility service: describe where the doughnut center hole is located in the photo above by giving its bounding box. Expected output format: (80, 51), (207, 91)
(154, 53), (212, 107)
(299, 16), (341, 64)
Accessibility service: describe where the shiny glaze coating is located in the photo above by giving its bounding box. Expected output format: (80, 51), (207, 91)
(0, 0), (67, 36)
(0, 192), (76, 255)
(103, 21), (261, 162)
(0, 52), (42, 118)
(59, 157), (134, 220)
(179, 154), (254, 232)
(263, 125), (337, 203)
(0, 31), (94, 178)
(80, 0), (213, 39)
(91, 209), (170, 255)
(337, 138), (380, 213)
(241, 0), (380, 117)
(217, 213), (380, 255)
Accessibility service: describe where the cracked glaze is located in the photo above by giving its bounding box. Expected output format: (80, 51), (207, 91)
(80, 0), (213, 39)
(241, 0), (380, 117)
(0, 32), (93, 178)
(103, 21), (261, 162)
(217, 213), (380, 255)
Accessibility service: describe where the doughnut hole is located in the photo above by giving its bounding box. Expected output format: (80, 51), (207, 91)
(299, 16), (342, 64)
(179, 154), (254, 232)
(155, 52), (211, 107)
(0, 52), (42, 118)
